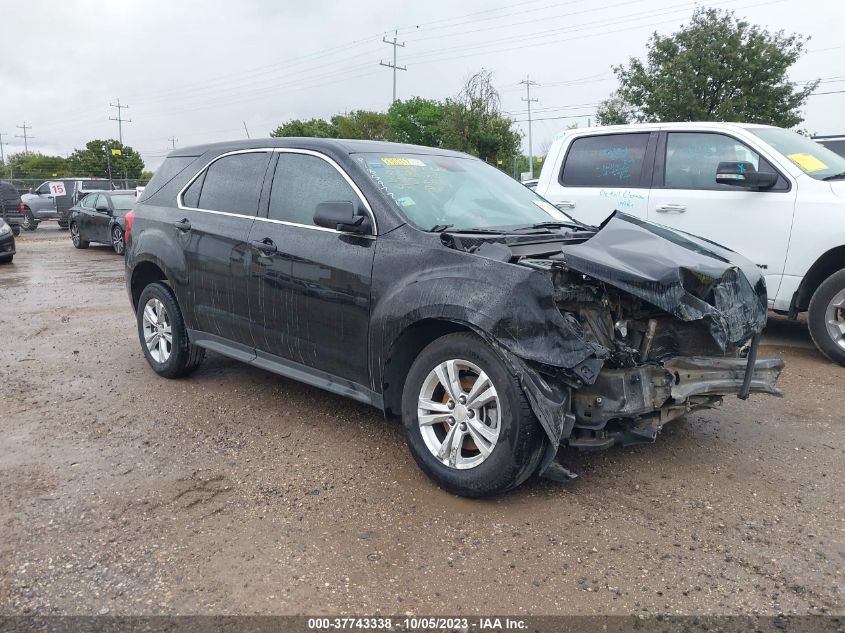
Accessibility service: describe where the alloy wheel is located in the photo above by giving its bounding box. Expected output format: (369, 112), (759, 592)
(70, 223), (80, 246)
(417, 359), (501, 470)
(112, 227), (124, 255)
(826, 289), (845, 351)
(142, 298), (173, 363)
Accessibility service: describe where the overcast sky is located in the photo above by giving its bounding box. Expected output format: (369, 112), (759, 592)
(1, 0), (842, 172)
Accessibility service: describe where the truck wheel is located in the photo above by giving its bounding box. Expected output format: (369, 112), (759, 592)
(808, 269), (845, 366)
(21, 208), (38, 231)
(136, 282), (205, 379)
(400, 332), (546, 497)
(70, 222), (89, 249)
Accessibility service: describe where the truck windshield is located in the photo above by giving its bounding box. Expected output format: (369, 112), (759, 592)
(749, 127), (845, 180)
(353, 153), (572, 231)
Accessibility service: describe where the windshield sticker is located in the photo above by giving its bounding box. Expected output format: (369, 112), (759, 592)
(396, 196), (416, 207)
(787, 152), (828, 173)
(382, 157), (425, 167)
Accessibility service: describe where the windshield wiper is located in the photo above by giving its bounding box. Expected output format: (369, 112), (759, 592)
(429, 224), (453, 232)
(822, 171), (845, 181)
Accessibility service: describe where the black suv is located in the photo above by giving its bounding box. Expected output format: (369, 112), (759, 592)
(126, 139), (783, 496)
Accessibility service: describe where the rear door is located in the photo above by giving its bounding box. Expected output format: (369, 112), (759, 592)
(646, 131), (797, 296)
(178, 150), (272, 348)
(542, 131), (656, 226)
(247, 150), (376, 386)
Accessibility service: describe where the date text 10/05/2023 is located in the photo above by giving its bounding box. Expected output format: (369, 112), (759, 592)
(307, 616), (528, 630)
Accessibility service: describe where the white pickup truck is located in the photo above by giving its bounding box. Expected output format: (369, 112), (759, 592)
(535, 122), (845, 366)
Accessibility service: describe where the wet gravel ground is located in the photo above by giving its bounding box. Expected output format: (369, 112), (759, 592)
(1, 225), (842, 616)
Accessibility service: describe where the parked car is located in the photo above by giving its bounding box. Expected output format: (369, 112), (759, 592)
(68, 190), (136, 254)
(814, 134), (845, 158)
(0, 180), (24, 236)
(0, 218), (15, 263)
(21, 178), (115, 231)
(125, 139), (783, 496)
(536, 122), (845, 366)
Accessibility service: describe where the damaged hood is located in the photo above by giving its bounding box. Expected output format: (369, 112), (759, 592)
(553, 212), (768, 350)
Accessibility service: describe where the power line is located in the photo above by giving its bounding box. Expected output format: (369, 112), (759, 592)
(109, 98), (132, 144)
(15, 122), (33, 153)
(520, 76), (539, 178)
(379, 30), (407, 103)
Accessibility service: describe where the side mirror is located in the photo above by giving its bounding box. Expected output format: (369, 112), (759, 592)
(716, 161), (778, 190)
(313, 201), (371, 234)
(96, 203), (110, 214)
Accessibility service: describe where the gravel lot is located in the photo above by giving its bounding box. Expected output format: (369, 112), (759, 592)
(1, 225), (842, 616)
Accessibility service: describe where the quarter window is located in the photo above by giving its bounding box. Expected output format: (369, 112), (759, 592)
(195, 152), (269, 215)
(80, 194), (96, 208)
(560, 133), (650, 187)
(268, 153), (359, 227)
(664, 132), (782, 190)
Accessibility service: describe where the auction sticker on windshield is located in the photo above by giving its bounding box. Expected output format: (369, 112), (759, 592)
(787, 152), (828, 173)
(382, 157), (425, 167)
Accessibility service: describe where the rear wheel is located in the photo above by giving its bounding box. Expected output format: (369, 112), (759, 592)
(137, 282), (205, 378)
(111, 225), (125, 255)
(401, 332), (546, 497)
(21, 208), (38, 231)
(808, 269), (845, 366)
(70, 222), (89, 249)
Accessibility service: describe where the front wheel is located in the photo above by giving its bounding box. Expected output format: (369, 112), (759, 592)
(21, 209), (38, 231)
(401, 332), (546, 497)
(111, 225), (125, 255)
(70, 222), (89, 249)
(136, 282), (205, 378)
(808, 269), (845, 366)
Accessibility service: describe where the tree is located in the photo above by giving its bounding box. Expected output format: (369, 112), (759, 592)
(387, 97), (446, 147)
(6, 152), (69, 180)
(66, 140), (145, 179)
(596, 8), (818, 127)
(270, 118), (337, 138)
(331, 110), (391, 140)
(439, 70), (521, 163)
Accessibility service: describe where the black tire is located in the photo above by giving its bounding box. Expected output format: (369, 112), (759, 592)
(401, 332), (547, 497)
(136, 282), (205, 379)
(58, 222), (69, 230)
(70, 222), (89, 249)
(808, 269), (845, 366)
(0, 254), (12, 264)
(111, 225), (125, 255)
(11, 225), (20, 236)
(21, 208), (38, 231)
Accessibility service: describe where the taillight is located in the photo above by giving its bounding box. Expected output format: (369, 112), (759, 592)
(125, 209), (135, 243)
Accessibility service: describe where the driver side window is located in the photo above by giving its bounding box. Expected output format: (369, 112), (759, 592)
(664, 132), (784, 191)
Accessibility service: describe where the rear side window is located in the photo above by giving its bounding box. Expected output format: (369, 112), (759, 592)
(195, 152), (269, 215)
(268, 153), (359, 226)
(80, 194), (96, 208)
(560, 133), (650, 187)
(110, 194), (135, 210)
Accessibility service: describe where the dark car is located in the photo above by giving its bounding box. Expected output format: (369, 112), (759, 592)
(0, 180), (23, 236)
(814, 135), (845, 159)
(0, 218), (15, 263)
(68, 190), (136, 254)
(21, 178), (116, 231)
(125, 139), (783, 497)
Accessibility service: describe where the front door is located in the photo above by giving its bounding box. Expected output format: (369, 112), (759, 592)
(89, 194), (113, 243)
(247, 151), (375, 387)
(177, 150), (271, 347)
(646, 131), (797, 298)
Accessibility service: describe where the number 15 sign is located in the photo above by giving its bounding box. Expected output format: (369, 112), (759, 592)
(48, 182), (66, 196)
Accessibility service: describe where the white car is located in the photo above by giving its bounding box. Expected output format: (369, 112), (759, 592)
(536, 122), (845, 365)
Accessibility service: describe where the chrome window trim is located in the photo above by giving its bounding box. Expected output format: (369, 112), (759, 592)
(176, 147), (378, 236)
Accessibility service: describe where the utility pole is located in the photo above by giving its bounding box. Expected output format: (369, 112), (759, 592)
(15, 122), (33, 153)
(379, 30), (406, 103)
(243, 121), (251, 139)
(168, 136), (178, 150)
(520, 76), (539, 179)
(0, 132), (8, 169)
(109, 98), (131, 144)
(103, 143), (113, 185)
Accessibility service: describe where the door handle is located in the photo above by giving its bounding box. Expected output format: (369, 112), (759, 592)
(556, 200), (576, 210)
(174, 218), (191, 231)
(250, 238), (277, 255)
(655, 203), (686, 213)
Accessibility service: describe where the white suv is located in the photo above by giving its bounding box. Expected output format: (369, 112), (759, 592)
(536, 122), (845, 365)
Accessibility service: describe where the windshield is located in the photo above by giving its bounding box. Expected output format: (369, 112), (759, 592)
(748, 127), (845, 180)
(353, 153), (573, 231)
(110, 194), (135, 210)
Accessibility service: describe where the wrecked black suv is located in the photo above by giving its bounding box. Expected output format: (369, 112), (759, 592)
(126, 139), (783, 497)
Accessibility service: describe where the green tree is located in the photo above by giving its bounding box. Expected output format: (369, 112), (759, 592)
(596, 8), (818, 127)
(387, 97), (446, 146)
(270, 118), (337, 138)
(66, 140), (145, 179)
(6, 152), (69, 179)
(439, 70), (521, 164)
(331, 110), (391, 140)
